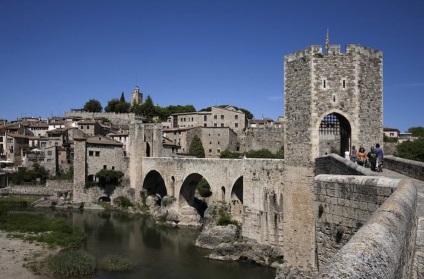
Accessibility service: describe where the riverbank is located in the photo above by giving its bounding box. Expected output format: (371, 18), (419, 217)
(0, 231), (55, 279)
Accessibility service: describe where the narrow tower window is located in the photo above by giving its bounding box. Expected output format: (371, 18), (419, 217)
(323, 80), (326, 88)
(342, 79), (346, 89)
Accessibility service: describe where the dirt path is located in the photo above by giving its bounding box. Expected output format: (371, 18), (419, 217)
(0, 231), (53, 279)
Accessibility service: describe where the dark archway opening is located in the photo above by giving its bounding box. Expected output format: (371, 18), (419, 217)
(145, 142), (151, 157)
(143, 170), (167, 200)
(319, 113), (351, 157)
(98, 196), (111, 202)
(180, 173), (210, 218)
(230, 176), (243, 221)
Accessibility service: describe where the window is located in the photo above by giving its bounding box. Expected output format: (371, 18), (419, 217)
(80, 125), (83, 129)
(204, 115), (207, 121)
(47, 151), (52, 156)
(221, 123), (224, 127)
(221, 115), (224, 119)
(214, 115), (217, 119)
(323, 80), (326, 88)
(342, 79), (346, 89)
(235, 123), (239, 128)
(217, 149), (220, 153)
(86, 125), (89, 129)
(235, 115), (238, 120)
(209, 141), (212, 144)
(112, 166), (115, 170)
(204, 123), (207, 127)
(89, 151), (93, 156)
(218, 141), (220, 144)
(214, 123), (217, 127)
(209, 149), (212, 153)
(103, 165), (107, 169)
(95, 151), (100, 157)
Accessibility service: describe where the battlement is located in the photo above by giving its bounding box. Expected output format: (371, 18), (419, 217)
(285, 44), (382, 62)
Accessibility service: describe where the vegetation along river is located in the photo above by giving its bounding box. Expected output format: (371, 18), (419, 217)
(49, 209), (276, 279)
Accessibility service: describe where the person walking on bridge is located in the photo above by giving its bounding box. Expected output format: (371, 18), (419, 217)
(375, 143), (384, 172)
(367, 147), (377, 171)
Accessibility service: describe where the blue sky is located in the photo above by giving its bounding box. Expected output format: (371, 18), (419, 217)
(0, 0), (423, 132)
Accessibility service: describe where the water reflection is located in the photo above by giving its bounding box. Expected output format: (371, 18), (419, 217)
(54, 209), (276, 279)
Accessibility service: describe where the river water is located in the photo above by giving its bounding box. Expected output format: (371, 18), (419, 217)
(51, 209), (276, 279)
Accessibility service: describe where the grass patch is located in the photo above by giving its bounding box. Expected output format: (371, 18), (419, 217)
(98, 254), (134, 272)
(0, 212), (85, 248)
(48, 249), (96, 277)
(0, 196), (35, 211)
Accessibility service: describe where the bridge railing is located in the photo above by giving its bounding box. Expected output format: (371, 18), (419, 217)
(384, 155), (424, 181)
(314, 178), (417, 279)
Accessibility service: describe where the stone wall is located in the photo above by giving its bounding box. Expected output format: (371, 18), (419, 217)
(315, 179), (417, 279)
(384, 142), (397, 155)
(384, 155), (424, 181)
(0, 185), (54, 196)
(46, 180), (73, 190)
(239, 127), (284, 153)
(314, 175), (398, 268)
(64, 112), (143, 125)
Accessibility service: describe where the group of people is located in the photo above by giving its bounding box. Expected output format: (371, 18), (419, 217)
(345, 144), (384, 172)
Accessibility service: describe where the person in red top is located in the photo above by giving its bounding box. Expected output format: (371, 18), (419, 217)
(356, 146), (368, 167)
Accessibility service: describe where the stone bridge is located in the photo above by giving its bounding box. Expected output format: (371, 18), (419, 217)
(135, 157), (285, 245)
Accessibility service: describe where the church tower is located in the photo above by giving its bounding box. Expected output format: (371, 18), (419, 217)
(131, 85), (143, 107)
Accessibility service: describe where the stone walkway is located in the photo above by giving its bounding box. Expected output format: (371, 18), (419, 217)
(367, 167), (424, 278)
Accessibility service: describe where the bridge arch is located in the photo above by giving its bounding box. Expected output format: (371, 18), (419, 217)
(230, 176), (243, 222)
(314, 110), (353, 157)
(142, 170), (167, 198)
(179, 173), (211, 218)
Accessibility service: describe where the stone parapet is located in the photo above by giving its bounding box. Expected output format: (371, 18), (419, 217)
(384, 155), (424, 181)
(315, 179), (417, 279)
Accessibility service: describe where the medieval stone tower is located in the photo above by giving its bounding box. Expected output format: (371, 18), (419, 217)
(284, 44), (383, 164)
(131, 85), (143, 107)
(281, 43), (383, 271)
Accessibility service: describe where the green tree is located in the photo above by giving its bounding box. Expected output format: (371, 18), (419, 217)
(105, 98), (130, 113)
(137, 95), (156, 122)
(105, 99), (120, 113)
(120, 92), (126, 103)
(83, 99), (102, 113)
(196, 178), (212, 197)
(95, 169), (124, 187)
(407, 126), (424, 138)
(189, 135), (205, 158)
(394, 138), (424, 162)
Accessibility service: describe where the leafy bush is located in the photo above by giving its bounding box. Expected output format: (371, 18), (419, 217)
(51, 167), (73, 180)
(49, 250), (96, 277)
(196, 178), (212, 197)
(220, 147), (284, 159)
(113, 196), (133, 209)
(394, 138), (424, 162)
(11, 163), (50, 184)
(216, 209), (239, 226)
(96, 169), (124, 186)
(98, 254), (134, 272)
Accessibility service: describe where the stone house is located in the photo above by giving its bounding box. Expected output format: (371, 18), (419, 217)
(77, 120), (103, 136)
(164, 106), (247, 134)
(84, 135), (126, 182)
